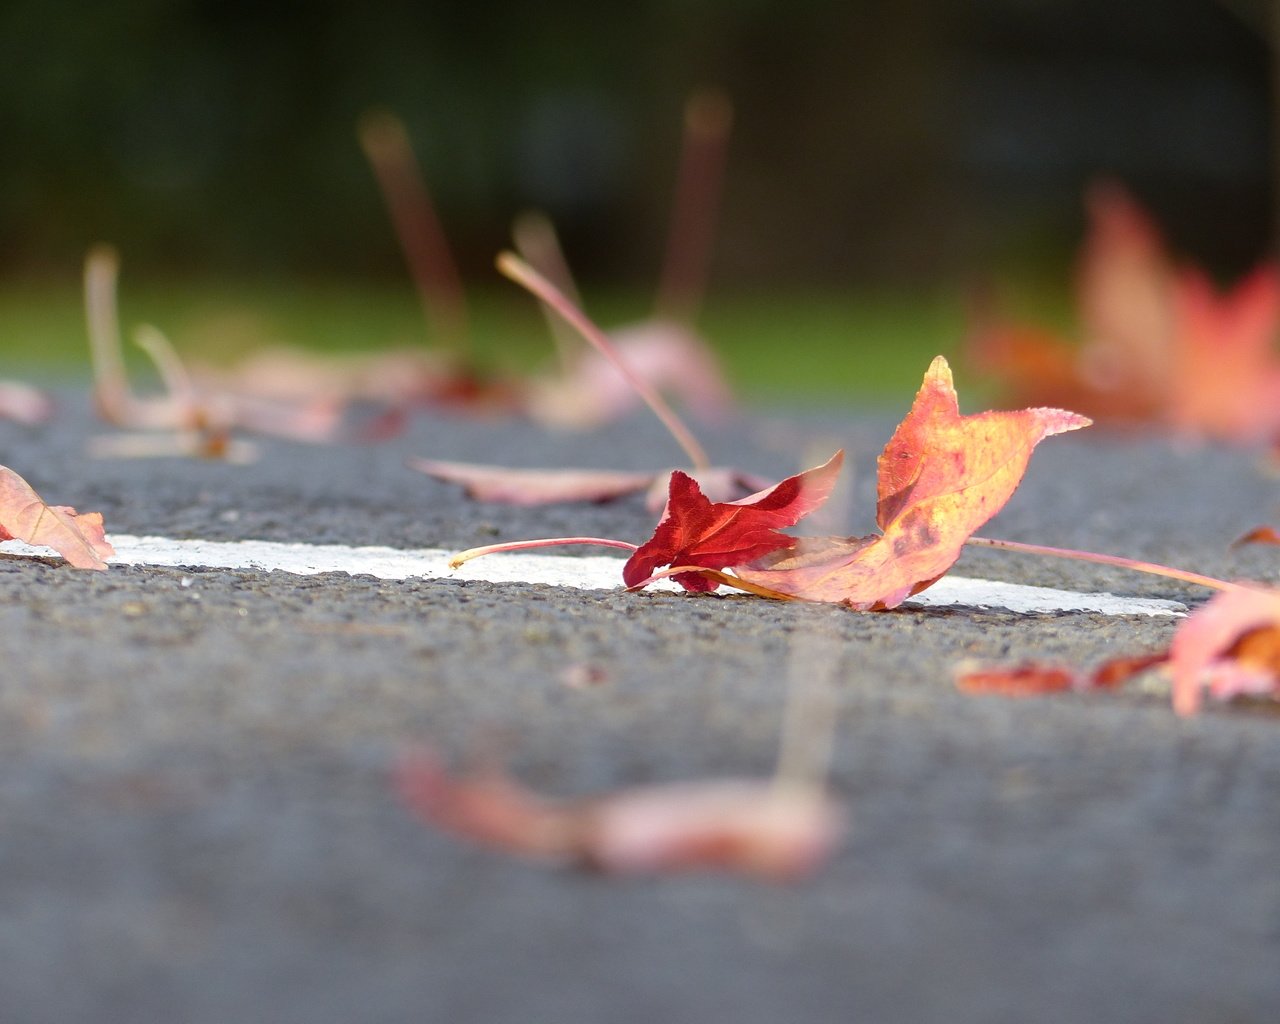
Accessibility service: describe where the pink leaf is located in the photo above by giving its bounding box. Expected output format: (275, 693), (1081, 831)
(409, 459), (656, 506)
(0, 466), (114, 570)
(1169, 586), (1280, 715)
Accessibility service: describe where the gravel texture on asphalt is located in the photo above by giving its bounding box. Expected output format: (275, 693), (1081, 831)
(1, 391), (1278, 1024)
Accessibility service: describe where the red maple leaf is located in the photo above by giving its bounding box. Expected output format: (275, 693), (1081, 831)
(621, 451), (844, 592)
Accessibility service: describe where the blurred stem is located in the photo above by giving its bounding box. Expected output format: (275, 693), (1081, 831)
(496, 252), (712, 470)
(512, 211), (585, 372)
(655, 89), (733, 325)
(359, 110), (469, 355)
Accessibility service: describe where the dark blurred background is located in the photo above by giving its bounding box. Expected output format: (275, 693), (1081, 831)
(0, 0), (1271, 287)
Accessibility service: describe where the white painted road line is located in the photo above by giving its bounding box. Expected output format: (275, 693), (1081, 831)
(1, 534), (1187, 617)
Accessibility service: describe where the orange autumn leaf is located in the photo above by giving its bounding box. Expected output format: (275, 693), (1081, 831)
(0, 466), (114, 570)
(969, 183), (1171, 424)
(972, 182), (1280, 444)
(1074, 180), (1175, 404)
(1167, 264), (1280, 443)
(726, 356), (1089, 609)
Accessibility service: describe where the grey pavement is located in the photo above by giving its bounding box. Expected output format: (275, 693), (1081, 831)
(0, 391), (1278, 1023)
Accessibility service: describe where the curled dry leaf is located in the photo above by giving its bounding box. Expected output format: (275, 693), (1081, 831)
(397, 749), (842, 881)
(0, 466), (114, 570)
(728, 357), (1089, 609)
(623, 450), (844, 592)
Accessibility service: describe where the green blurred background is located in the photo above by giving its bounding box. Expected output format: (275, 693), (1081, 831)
(0, 0), (1271, 400)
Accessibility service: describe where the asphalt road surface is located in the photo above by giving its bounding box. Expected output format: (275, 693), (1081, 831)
(1, 391), (1278, 1024)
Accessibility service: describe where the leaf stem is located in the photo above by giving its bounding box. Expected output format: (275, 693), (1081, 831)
(450, 536), (638, 569)
(965, 535), (1242, 593)
(496, 252), (712, 471)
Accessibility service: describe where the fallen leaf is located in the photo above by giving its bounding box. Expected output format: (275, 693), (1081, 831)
(1231, 525), (1280, 549)
(1090, 652), (1169, 689)
(955, 652), (1165, 697)
(1170, 585), (1280, 715)
(968, 183), (1171, 424)
(1075, 180), (1175, 402)
(85, 247), (345, 450)
(957, 587), (1280, 717)
(1167, 264), (1280, 443)
(0, 466), (114, 570)
(411, 457), (773, 510)
(729, 357), (1089, 609)
(396, 749), (842, 881)
(956, 664), (1078, 696)
(622, 450), (844, 592)
(408, 458), (655, 506)
(970, 182), (1280, 443)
